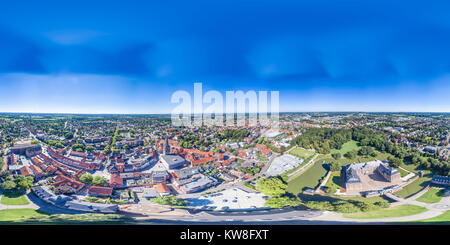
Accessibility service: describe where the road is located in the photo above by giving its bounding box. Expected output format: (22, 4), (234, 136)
(138, 208), (326, 224)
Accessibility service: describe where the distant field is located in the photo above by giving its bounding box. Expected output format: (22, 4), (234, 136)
(395, 175), (432, 198)
(0, 209), (47, 221)
(331, 140), (360, 155)
(287, 157), (328, 194)
(416, 188), (445, 204)
(289, 147), (315, 159)
(343, 204), (427, 219)
(0, 192), (30, 205)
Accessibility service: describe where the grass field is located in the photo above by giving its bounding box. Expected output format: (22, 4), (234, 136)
(397, 168), (410, 177)
(343, 204), (428, 219)
(0, 209), (47, 221)
(0, 211), (135, 224)
(5, 213), (135, 224)
(395, 175), (432, 198)
(331, 140), (361, 155)
(289, 147), (315, 159)
(286, 157), (329, 194)
(416, 188), (445, 204)
(408, 210), (450, 224)
(0, 192), (30, 205)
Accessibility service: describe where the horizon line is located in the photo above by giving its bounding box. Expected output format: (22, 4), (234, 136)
(0, 111), (449, 116)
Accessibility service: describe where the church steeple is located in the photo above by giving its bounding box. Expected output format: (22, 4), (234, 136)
(163, 137), (170, 155)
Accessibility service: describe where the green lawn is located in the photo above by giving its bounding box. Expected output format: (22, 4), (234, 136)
(416, 188), (445, 204)
(397, 168), (410, 177)
(0, 209), (47, 221)
(289, 147), (315, 159)
(330, 140), (360, 155)
(343, 204), (428, 219)
(287, 157), (329, 194)
(325, 171), (341, 190)
(6, 213), (135, 224)
(0, 192), (30, 205)
(395, 175), (432, 198)
(408, 210), (450, 224)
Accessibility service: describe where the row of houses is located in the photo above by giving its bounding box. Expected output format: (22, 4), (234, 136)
(32, 186), (118, 213)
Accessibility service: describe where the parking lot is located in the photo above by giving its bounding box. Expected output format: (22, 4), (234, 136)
(187, 188), (269, 211)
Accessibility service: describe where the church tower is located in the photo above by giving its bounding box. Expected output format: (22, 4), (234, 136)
(163, 137), (170, 155)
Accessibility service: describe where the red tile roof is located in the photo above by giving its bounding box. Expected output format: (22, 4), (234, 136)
(20, 166), (33, 176)
(155, 183), (171, 194)
(109, 174), (123, 188)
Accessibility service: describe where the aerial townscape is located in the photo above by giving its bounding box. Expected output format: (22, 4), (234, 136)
(0, 112), (449, 224)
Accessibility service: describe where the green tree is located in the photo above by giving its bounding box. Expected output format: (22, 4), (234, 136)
(151, 196), (187, 206)
(344, 150), (357, 159)
(329, 161), (341, 172)
(92, 176), (108, 186)
(256, 177), (287, 197)
(15, 175), (34, 190)
(80, 173), (93, 184)
(331, 152), (341, 160)
(86, 145), (94, 153)
(0, 180), (16, 191)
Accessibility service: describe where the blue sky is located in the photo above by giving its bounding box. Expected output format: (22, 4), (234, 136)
(0, 0), (450, 113)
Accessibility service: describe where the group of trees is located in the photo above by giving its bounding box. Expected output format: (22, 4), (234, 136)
(151, 195), (187, 207)
(294, 127), (449, 176)
(0, 173), (34, 191)
(304, 199), (390, 213)
(79, 173), (108, 186)
(256, 177), (300, 208)
(216, 129), (250, 142)
(45, 139), (65, 148)
(292, 128), (352, 154)
(352, 127), (450, 175)
(239, 165), (263, 176)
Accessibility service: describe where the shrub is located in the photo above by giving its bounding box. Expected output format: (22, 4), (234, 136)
(355, 201), (380, 212)
(151, 195), (187, 207)
(374, 200), (390, 209)
(333, 202), (359, 213)
(304, 201), (335, 211)
(329, 161), (341, 172)
(323, 186), (336, 194)
(265, 196), (300, 208)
